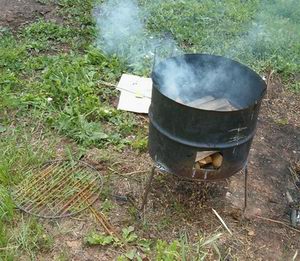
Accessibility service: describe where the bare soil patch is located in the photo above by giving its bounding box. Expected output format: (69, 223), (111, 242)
(0, 0), (63, 30)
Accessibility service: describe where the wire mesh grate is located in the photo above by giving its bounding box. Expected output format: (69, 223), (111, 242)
(12, 160), (102, 219)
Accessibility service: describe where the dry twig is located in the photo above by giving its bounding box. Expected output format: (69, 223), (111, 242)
(267, 70), (274, 90)
(79, 191), (119, 237)
(212, 208), (233, 235)
(117, 170), (149, 176)
(97, 80), (116, 87)
(255, 215), (300, 233)
(96, 80), (151, 99)
(0, 246), (18, 251)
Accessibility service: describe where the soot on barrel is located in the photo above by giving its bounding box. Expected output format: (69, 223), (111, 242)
(148, 54), (266, 180)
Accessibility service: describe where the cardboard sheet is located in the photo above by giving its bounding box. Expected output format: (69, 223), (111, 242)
(117, 91), (152, 113)
(116, 74), (152, 113)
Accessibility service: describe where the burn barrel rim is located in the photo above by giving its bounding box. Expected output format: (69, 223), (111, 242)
(151, 53), (267, 112)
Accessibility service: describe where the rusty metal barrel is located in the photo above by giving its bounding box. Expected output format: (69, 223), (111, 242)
(148, 54), (266, 180)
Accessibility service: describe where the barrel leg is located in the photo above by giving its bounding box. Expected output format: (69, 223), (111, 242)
(243, 165), (248, 212)
(140, 166), (156, 211)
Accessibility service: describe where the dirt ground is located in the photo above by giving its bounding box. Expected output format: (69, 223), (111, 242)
(0, 0), (62, 30)
(19, 70), (299, 261)
(3, 0), (300, 260)
(34, 84), (300, 260)
(74, 78), (300, 260)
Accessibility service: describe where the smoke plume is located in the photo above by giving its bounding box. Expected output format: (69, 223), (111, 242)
(94, 0), (299, 104)
(94, 0), (180, 74)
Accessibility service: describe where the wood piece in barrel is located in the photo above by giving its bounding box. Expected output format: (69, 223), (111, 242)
(194, 162), (201, 170)
(218, 103), (237, 111)
(212, 153), (223, 168)
(199, 156), (213, 165)
(195, 151), (217, 162)
(197, 98), (235, 111)
(187, 96), (215, 107)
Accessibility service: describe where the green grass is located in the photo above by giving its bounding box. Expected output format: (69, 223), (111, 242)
(154, 232), (222, 261)
(144, 0), (300, 82)
(0, 123), (60, 259)
(15, 217), (54, 259)
(0, 0), (299, 259)
(84, 227), (221, 260)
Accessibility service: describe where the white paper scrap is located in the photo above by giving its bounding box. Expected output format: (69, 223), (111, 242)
(118, 91), (152, 113)
(117, 74), (152, 98)
(116, 74), (152, 114)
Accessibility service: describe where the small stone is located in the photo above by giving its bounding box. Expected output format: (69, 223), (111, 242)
(226, 191), (232, 198)
(66, 240), (81, 250)
(6, 15), (14, 22)
(244, 207), (262, 218)
(248, 230), (255, 236)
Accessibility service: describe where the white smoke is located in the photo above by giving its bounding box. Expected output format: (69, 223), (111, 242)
(94, 0), (181, 73)
(154, 56), (239, 102)
(93, 0), (270, 104)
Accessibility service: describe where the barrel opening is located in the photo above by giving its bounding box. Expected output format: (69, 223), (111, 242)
(152, 54), (267, 111)
(194, 151), (223, 170)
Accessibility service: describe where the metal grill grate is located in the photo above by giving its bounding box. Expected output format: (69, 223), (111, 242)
(12, 160), (102, 219)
